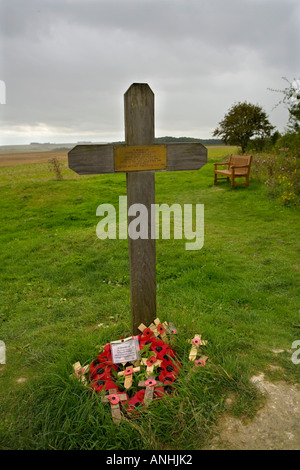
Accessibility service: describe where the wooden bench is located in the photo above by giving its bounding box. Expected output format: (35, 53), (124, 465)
(214, 154), (252, 188)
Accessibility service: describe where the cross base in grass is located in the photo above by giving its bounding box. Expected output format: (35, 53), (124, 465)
(102, 388), (128, 425)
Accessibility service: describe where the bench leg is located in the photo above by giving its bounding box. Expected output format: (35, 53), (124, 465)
(214, 173), (217, 185)
(246, 175), (249, 187)
(231, 175), (235, 188)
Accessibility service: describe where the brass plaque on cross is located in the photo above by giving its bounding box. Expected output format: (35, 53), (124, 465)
(114, 145), (167, 172)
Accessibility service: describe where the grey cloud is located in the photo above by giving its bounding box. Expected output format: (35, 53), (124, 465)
(0, 0), (299, 144)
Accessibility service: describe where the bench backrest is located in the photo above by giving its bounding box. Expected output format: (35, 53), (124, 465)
(228, 155), (252, 169)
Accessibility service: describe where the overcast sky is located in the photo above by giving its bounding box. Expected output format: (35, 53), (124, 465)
(0, 0), (299, 145)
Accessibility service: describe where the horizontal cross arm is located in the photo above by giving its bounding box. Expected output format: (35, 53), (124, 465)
(69, 144), (114, 175)
(68, 143), (207, 175)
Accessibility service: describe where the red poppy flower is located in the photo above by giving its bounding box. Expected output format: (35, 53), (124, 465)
(92, 378), (107, 392)
(195, 358), (207, 367)
(92, 372), (112, 385)
(96, 352), (118, 372)
(164, 346), (177, 359)
(157, 323), (165, 334)
(127, 390), (146, 413)
(97, 352), (112, 365)
(103, 343), (111, 354)
(160, 358), (181, 375)
(150, 338), (164, 347)
(150, 341), (169, 359)
(191, 337), (201, 346)
(145, 378), (157, 387)
(142, 327), (154, 338)
(105, 379), (119, 391)
(147, 356), (157, 366)
(89, 361), (111, 378)
(108, 394), (120, 404)
(107, 392), (129, 404)
(159, 370), (175, 384)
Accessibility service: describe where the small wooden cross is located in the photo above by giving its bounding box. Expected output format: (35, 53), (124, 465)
(138, 375), (164, 405)
(138, 318), (168, 341)
(68, 84), (207, 335)
(138, 322), (158, 338)
(72, 361), (89, 384)
(165, 321), (178, 345)
(141, 356), (162, 377)
(194, 355), (208, 367)
(118, 365), (140, 389)
(153, 318), (168, 341)
(189, 334), (208, 361)
(102, 388), (128, 425)
(165, 322), (178, 336)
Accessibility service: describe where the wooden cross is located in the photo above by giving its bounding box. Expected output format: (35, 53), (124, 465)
(194, 355), (208, 367)
(165, 322), (178, 345)
(68, 83), (207, 334)
(102, 388), (128, 424)
(117, 365), (140, 389)
(153, 318), (168, 341)
(141, 356), (162, 377)
(188, 334), (208, 361)
(138, 322), (158, 338)
(72, 361), (89, 384)
(138, 317), (167, 340)
(138, 375), (164, 405)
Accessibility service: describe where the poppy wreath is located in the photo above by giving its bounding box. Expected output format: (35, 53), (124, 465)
(87, 330), (181, 414)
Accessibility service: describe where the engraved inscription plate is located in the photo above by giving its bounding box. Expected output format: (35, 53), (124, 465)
(114, 145), (167, 172)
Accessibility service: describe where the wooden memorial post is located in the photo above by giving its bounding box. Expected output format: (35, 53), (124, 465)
(68, 83), (207, 334)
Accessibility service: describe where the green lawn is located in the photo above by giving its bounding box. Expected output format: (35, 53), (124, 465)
(0, 146), (299, 450)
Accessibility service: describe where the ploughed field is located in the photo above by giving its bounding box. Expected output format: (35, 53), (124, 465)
(0, 150), (68, 167)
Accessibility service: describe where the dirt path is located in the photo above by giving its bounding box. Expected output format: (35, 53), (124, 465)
(205, 372), (300, 450)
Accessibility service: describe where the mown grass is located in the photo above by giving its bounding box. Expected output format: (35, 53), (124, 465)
(0, 146), (299, 450)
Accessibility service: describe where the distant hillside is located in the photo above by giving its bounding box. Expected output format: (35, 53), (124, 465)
(0, 138), (223, 154)
(154, 136), (223, 145)
(112, 137), (224, 145)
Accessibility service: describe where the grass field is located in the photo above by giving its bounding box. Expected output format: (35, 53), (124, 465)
(0, 146), (299, 450)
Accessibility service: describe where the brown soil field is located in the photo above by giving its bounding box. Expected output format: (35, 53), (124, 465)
(0, 150), (69, 167)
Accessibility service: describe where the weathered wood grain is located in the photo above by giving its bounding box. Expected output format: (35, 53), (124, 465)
(67, 82), (208, 337)
(125, 84), (157, 335)
(166, 142), (207, 171)
(68, 144), (114, 175)
(68, 142), (207, 175)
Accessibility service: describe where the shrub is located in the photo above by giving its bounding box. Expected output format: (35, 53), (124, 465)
(48, 157), (64, 180)
(252, 142), (300, 206)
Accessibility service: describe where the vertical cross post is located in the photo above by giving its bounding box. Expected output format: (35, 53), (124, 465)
(102, 388), (128, 425)
(117, 365), (141, 389)
(138, 376), (164, 405)
(68, 83), (207, 336)
(124, 84), (156, 334)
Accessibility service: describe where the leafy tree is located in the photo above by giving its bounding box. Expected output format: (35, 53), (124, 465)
(269, 77), (300, 133)
(213, 101), (274, 153)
